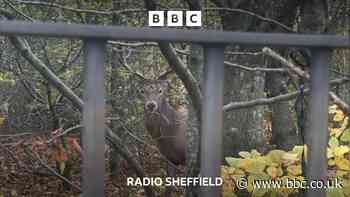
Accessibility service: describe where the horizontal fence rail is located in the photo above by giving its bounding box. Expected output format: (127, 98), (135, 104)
(0, 21), (349, 48)
(0, 20), (349, 197)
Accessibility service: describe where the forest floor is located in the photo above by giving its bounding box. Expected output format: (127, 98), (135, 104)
(0, 131), (185, 197)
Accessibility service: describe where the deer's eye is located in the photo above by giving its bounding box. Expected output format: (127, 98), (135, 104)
(140, 89), (144, 94)
(159, 89), (162, 93)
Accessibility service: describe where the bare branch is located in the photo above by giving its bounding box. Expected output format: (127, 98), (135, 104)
(113, 48), (149, 80)
(224, 61), (287, 73)
(108, 41), (158, 47)
(25, 148), (82, 192)
(262, 47), (349, 114)
(47, 125), (82, 143)
(223, 77), (349, 112)
(3, 0), (35, 21)
(12, 0), (146, 15)
(263, 47), (310, 78)
(204, 7), (294, 32)
(158, 41), (202, 119)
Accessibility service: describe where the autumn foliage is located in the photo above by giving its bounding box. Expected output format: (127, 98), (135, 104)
(221, 104), (350, 197)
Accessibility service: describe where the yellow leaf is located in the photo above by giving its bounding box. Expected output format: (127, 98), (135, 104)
(327, 148), (334, 159)
(238, 159), (254, 169)
(303, 145), (308, 161)
(343, 180), (350, 197)
(341, 117), (349, 129)
(241, 159), (267, 174)
(333, 146), (350, 157)
(250, 149), (261, 158)
(328, 159), (336, 166)
(221, 166), (236, 197)
(239, 151), (251, 158)
(291, 145), (304, 157)
(247, 176), (255, 192)
(286, 165), (302, 176)
(330, 128), (344, 138)
(266, 150), (286, 164)
(59, 161), (66, 174)
(282, 153), (299, 164)
(333, 110), (345, 122)
(330, 117), (349, 137)
(335, 157), (350, 171)
(336, 170), (348, 177)
(329, 104), (338, 113)
(266, 166), (283, 178)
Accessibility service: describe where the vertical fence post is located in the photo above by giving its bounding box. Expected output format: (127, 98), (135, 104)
(83, 39), (107, 197)
(200, 44), (225, 197)
(306, 48), (331, 197)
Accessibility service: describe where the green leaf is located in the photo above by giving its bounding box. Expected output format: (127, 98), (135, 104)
(340, 129), (350, 142)
(239, 151), (251, 158)
(291, 145), (305, 156)
(329, 136), (339, 148)
(251, 149), (261, 158)
(245, 159), (267, 174)
(59, 161), (66, 174)
(252, 188), (269, 197)
(266, 150), (286, 164)
(225, 157), (240, 168)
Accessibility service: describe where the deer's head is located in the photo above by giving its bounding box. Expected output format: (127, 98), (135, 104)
(141, 80), (168, 113)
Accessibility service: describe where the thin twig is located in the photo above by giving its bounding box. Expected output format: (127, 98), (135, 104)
(12, 0), (146, 15)
(204, 7), (294, 32)
(47, 125), (82, 143)
(223, 77), (349, 112)
(25, 147), (82, 192)
(4, 0), (35, 21)
(0, 143), (32, 172)
(116, 119), (183, 172)
(224, 61), (287, 73)
(0, 132), (33, 137)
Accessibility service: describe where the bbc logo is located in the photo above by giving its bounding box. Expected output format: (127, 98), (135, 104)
(148, 11), (202, 27)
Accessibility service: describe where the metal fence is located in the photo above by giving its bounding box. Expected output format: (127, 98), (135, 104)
(0, 21), (349, 197)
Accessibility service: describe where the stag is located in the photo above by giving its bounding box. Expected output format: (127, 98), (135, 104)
(141, 79), (187, 196)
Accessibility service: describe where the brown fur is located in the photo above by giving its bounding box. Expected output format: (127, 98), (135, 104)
(142, 81), (187, 165)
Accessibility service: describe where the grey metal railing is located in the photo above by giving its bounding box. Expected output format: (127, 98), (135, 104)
(0, 20), (349, 197)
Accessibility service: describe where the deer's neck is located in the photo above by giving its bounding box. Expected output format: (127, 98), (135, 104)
(145, 97), (177, 138)
(158, 97), (175, 117)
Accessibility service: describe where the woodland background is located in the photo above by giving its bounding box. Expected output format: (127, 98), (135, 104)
(0, 0), (349, 196)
